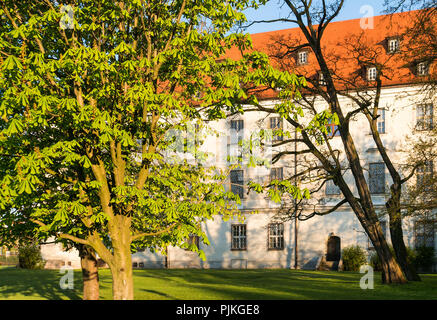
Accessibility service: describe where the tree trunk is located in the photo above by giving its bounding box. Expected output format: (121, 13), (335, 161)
(110, 245), (134, 300)
(78, 245), (100, 300)
(337, 133), (408, 284)
(366, 222), (407, 284)
(386, 188), (421, 281)
(109, 217), (134, 300)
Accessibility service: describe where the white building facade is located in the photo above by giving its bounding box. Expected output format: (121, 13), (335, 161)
(41, 12), (436, 272)
(131, 84), (436, 271)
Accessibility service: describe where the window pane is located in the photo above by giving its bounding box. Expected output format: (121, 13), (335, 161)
(268, 223), (284, 249)
(270, 168), (284, 182)
(369, 163), (385, 194)
(326, 179), (341, 195)
(231, 225), (247, 250)
(417, 104), (433, 130)
(377, 109), (385, 133)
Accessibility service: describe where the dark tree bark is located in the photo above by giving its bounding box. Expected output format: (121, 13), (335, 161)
(248, 0), (409, 284)
(386, 186), (421, 281)
(78, 244), (100, 300)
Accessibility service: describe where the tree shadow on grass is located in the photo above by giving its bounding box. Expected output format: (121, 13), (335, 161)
(0, 267), (83, 300)
(131, 269), (437, 300)
(140, 289), (179, 300)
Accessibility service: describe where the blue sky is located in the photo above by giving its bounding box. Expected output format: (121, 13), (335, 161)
(243, 0), (387, 34)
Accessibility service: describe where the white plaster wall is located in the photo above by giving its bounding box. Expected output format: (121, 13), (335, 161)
(40, 239), (81, 269)
(46, 84), (437, 270)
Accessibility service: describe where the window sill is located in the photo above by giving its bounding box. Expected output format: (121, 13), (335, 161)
(231, 248), (247, 251)
(367, 132), (386, 135)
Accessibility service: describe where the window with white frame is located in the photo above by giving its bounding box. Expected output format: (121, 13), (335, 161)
(367, 66), (377, 81)
(417, 61), (429, 76)
(416, 104), (433, 131)
(388, 38), (400, 53)
(325, 179), (341, 195)
(268, 223), (284, 250)
(416, 161), (433, 191)
(326, 118), (340, 137)
(228, 119), (244, 163)
(414, 220), (435, 249)
(270, 167), (284, 182)
(230, 119), (244, 133)
(377, 109), (386, 133)
(318, 71), (327, 86)
(369, 162), (385, 194)
(231, 224), (247, 250)
(230, 169), (244, 199)
(298, 50), (308, 65)
(185, 234), (200, 250)
(269, 117), (283, 142)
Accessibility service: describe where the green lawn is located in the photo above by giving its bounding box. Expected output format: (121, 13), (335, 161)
(0, 266), (436, 300)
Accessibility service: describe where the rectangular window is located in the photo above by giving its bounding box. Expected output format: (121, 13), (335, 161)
(268, 223), (284, 250)
(417, 62), (429, 76)
(417, 161), (433, 191)
(367, 67), (377, 81)
(230, 119), (244, 132)
(416, 104), (433, 131)
(230, 119), (244, 149)
(369, 163), (385, 194)
(185, 234), (200, 250)
(388, 38), (400, 53)
(326, 119), (340, 137)
(230, 169), (244, 199)
(325, 179), (341, 195)
(298, 51), (308, 65)
(231, 224), (247, 250)
(377, 109), (386, 134)
(270, 167), (284, 182)
(269, 117), (283, 142)
(318, 71), (327, 86)
(414, 220), (435, 248)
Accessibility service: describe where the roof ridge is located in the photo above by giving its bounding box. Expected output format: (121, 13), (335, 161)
(247, 9), (423, 36)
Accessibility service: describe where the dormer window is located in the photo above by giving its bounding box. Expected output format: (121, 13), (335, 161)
(297, 50), (308, 65)
(417, 61), (429, 76)
(388, 38), (400, 53)
(367, 66), (377, 81)
(318, 71), (326, 86)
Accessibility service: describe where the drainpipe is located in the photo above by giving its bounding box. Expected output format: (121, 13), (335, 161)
(164, 246), (169, 269)
(294, 129), (299, 269)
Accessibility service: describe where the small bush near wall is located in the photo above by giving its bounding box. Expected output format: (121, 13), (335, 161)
(415, 246), (435, 273)
(342, 245), (367, 271)
(18, 244), (46, 270)
(369, 246), (434, 272)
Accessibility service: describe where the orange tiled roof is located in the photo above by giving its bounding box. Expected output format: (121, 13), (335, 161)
(225, 10), (435, 100)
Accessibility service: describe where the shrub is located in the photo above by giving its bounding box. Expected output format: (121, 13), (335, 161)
(414, 246), (435, 272)
(370, 245), (429, 272)
(342, 245), (367, 271)
(18, 244), (46, 269)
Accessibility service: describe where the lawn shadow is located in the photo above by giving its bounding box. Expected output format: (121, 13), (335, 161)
(132, 269), (366, 299)
(140, 289), (179, 300)
(0, 267), (83, 300)
(131, 269), (437, 300)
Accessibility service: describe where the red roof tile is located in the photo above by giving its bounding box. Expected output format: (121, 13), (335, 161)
(225, 10), (435, 100)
